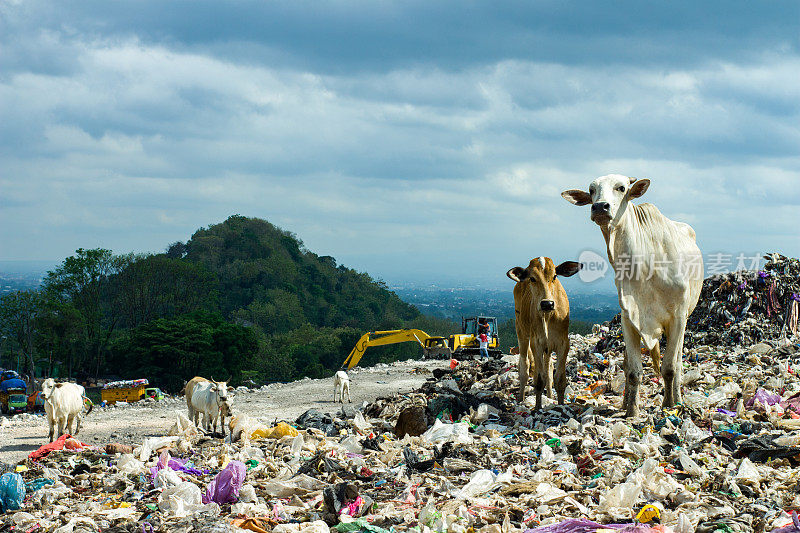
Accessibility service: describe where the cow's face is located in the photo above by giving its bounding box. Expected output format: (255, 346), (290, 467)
(212, 381), (229, 404)
(41, 378), (56, 400)
(507, 257), (581, 312)
(561, 174), (650, 227)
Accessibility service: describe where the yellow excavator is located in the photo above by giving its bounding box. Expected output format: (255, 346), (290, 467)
(341, 316), (500, 369)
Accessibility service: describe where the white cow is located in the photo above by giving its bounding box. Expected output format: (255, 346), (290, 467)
(41, 378), (93, 442)
(189, 377), (232, 436)
(562, 175), (703, 417)
(333, 370), (351, 403)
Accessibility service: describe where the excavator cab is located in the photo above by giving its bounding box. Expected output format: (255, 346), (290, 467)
(448, 316), (500, 358)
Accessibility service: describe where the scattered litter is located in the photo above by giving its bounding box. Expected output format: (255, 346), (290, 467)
(2, 265), (800, 532)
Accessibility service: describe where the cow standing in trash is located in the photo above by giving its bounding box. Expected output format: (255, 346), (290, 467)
(333, 370), (351, 403)
(507, 257), (582, 410)
(185, 376), (232, 436)
(562, 175), (703, 417)
(41, 378), (93, 442)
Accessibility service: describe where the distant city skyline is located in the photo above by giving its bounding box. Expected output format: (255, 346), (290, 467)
(2, 2), (798, 289)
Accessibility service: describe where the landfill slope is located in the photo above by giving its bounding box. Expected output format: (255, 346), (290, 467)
(595, 253), (800, 352)
(2, 254), (800, 532)
(0, 360), (443, 465)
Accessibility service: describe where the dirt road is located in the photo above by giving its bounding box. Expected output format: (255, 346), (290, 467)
(0, 359), (446, 465)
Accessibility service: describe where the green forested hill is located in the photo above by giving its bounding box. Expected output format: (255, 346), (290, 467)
(0, 215), (454, 391)
(181, 216), (420, 333)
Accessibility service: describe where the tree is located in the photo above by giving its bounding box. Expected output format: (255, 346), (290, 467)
(110, 254), (218, 329)
(0, 290), (46, 384)
(109, 312), (258, 392)
(43, 248), (132, 377)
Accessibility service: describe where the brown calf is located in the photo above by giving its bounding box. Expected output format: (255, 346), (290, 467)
(507, 257), (581, 410)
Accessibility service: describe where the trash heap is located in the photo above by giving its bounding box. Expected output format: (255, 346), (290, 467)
(595, 254), (800, 352)
(3, 332), (800, 533)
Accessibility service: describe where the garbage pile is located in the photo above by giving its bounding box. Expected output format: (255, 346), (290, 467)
(3, 332), (800, 532)
(595, 254), (800, 352)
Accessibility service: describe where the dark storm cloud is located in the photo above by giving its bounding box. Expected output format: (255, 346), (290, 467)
(3, 1), (798, 76)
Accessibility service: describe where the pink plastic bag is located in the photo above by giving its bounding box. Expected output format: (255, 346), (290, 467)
(525, 519), (666, 533)
(747, 388), (781, 408)
(203, 460), (246, 504)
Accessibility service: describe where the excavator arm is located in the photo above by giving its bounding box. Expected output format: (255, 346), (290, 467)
(341, 329), (449, 370)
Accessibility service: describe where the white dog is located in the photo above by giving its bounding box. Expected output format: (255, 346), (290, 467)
(333, 370), (351, 403)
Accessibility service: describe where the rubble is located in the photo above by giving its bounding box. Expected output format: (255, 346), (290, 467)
(2, 322), (800, 532)
(596, 254), (800, 351)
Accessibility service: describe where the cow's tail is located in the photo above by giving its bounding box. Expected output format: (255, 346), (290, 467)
(83, 396), (94, 416)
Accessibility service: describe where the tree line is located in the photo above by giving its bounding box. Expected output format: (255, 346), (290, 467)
(0, 216), (456, 392)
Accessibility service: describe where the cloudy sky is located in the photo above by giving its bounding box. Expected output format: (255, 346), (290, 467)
(1, 1), (798, 289)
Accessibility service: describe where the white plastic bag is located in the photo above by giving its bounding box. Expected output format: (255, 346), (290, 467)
(611, 421), (630, 443)
(154, 468), (182, 489)
(457, 469), (496, 499)
(139, 436), (181, 462)
(339, 435), (363, 454)
(600, 481), (641, 509)
(158, 481), (215, 517)
(273, 521), (330, 533)
(422, 419), (472, 445)
(735, 458), (761, 486)
(117, 453), (146, 474)
(169, 412), (199, 438)
(678, 451), (704, 478)
(239, 484), (258, 503)
(353, 412), (372, 433)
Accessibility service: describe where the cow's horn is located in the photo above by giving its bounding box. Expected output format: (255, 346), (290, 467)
(226, 376), (231, 383)
(210, 376), (217, 384)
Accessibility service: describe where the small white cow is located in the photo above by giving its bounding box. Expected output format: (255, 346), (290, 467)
(562, 175), (703, 417)
(41, 378), (93, 442)
(333, 370), (351, 403)
(188, 377), (232, 436)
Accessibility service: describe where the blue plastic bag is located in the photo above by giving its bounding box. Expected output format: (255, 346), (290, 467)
(0, 472), (26, 512)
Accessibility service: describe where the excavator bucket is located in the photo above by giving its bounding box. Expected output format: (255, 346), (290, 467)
(422, 345), (452, 360)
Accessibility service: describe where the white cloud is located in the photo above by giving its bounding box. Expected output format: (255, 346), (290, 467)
(0, 21), (797, 287)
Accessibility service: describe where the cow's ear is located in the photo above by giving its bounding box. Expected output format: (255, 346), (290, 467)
(628, 178), (650, 199)
(507, 267), (529, 282)
(561, 189), (592, 206)
(55, 383), (63, 388)
(555, 261), (582, 278)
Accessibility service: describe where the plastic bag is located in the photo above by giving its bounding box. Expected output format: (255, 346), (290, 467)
(422, 419), (472, 444)
(139, 435), (180, 461)
(600, 481), (642, 509)
(53, 517), (98, 533)
(203, 460), (246, 504)
(353, 412), (372, 433)
(472, 403), (499, 425)
(747, 388), (781, 407)
(262, 474), (327, 497)
(250, 421), (299, 440)
(239, 484), (258, 503)
(154, 468), (183, 489)
(333, 518), (391, 533)
(274, 522), (331, 533)
(539, 444), (555, 465)
(457, 469), (496, 499)
(169, 412), (200, 438)
(0, 472), (25, 512)
(735, 457), (761, 486)
(678, 451), (704, 478)
(117, 453), (146, 474)
(158, 481), (215, 517)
